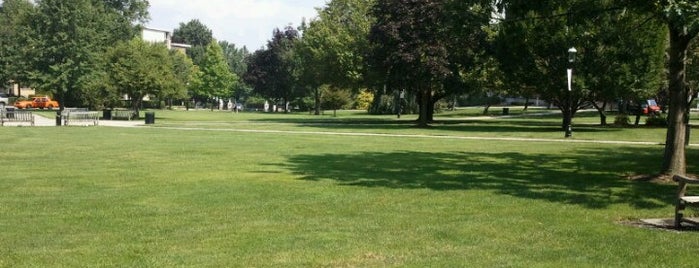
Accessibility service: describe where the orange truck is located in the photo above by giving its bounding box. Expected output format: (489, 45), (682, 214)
(14, 96), (60, 109)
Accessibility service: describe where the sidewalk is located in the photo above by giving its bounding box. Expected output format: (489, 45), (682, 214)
(31, 114), (143, 127)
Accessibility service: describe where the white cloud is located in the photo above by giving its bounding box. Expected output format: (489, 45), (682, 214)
(147, 0), (325, 50)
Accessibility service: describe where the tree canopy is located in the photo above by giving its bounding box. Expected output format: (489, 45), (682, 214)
(104, 38), (175, 111)
(173, 19), (213, 66)
(191, 41), (238, 108)
(244, 26), (302, 111)
(21, 0), (149, 107)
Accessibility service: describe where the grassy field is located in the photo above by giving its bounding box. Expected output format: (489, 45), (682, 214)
(2, 109), (699, 267)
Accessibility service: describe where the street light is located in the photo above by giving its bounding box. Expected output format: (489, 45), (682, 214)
(565, 47), (577, 138)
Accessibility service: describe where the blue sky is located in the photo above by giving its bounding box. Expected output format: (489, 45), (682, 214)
(147, 0), (327, 50)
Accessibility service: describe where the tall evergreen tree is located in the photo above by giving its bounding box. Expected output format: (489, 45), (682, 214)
(191, 41), (238, 110)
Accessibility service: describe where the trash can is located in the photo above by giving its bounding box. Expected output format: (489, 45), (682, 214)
(145, 112), (155, 124)
(502, 107), (510, 115)
(102, 109), (112, 120)
(5, 107), (14, 119)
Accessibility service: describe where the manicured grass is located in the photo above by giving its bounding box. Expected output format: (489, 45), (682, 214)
(2, 111), (698, 266)
(148, 108), (674, 144)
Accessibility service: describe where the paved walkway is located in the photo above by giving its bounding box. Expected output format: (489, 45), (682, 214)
(30, 114), (143, 127)
(10, 113), (683, 147)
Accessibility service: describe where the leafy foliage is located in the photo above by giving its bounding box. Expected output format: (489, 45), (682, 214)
(0, 0), (35, 88)
(368, 0), (492, 126)
(496, 0), (666, 129)
(173, 19), (213, 66)
(23, 0), (148, 107)
(297, 0), (374, 114)
(191, 41), (238, 104)
(244, 26), (302, 111)
(219, 41), (252, 101)
(321, 85), (352, 115)
(104, 38), (175, 111)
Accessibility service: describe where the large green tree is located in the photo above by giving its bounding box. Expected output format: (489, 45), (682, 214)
(219, 41), (252, 102)
(173, 19), (213, 66)
(104, 38), (175, 112)
(244, 26), (302, 112)
(368, 0), (491, 126)
(620, 1), (699, 175)
(298, 0), (375, 115)
(164, 50), (196, 108)
(28, 0), (148, 108)
(0, 0), (35, 92)
(191, 41), (238, 110)
(496, 0), (665, 128)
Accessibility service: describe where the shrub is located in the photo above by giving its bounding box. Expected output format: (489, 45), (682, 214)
(355, 89), (373, 110)
(245, 95), (266, 110)
(645, 116), (667, 127)
(369, 94), (395, 115)
(321, 87), (352, 111)
(614, 114), (630, 126)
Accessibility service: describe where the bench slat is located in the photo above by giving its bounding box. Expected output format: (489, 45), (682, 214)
(680, 196), (699, 204)
(64, 111), (99, 126)
(1, 111), (34, 126)
(112, 110), (136, 120)
(674, 174), (699, 184)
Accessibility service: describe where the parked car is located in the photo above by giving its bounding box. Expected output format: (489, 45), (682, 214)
(14, 96), (60, 109)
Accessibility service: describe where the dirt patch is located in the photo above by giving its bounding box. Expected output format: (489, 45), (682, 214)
(626, 173), (675, 183)
(619, 218), (699, 232)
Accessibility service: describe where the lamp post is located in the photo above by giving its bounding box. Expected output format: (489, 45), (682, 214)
(565, 47), (577, 138)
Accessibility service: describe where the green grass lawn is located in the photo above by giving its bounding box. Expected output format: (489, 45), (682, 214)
(2, 110), (699, 266)
(147, 108), (673, 144)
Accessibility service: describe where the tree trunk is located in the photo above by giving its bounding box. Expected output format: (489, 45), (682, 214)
(314, 87), (321, 115)
(427, 99), (435, 122)
(662, 26), (693, 175)
(524, 96), (530, 111)
(592, 101), (607, 126)
(416, 88), (430, 127)
(561, 111), (570, 131)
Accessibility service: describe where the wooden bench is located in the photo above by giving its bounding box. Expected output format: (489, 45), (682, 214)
(673, 174), (699, 228)
(112, 110), (137, 120)
(1, 110), (34, 126)
(63, 107), (88, 113)
(63, 111), (99, 126)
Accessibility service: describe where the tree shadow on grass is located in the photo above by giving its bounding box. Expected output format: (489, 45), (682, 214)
(283, 146), (676, 209)
(252, 117), (622, 135)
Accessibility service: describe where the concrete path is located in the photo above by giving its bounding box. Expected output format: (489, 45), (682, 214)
(8, 112), (681, 147)
(29, 114), (143, 127)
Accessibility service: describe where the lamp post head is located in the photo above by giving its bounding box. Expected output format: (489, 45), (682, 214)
(568, 47), (577, 63)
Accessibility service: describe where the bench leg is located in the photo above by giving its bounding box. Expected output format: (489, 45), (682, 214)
(676, 182), (688, 229)
(675, 202), (684, 229)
